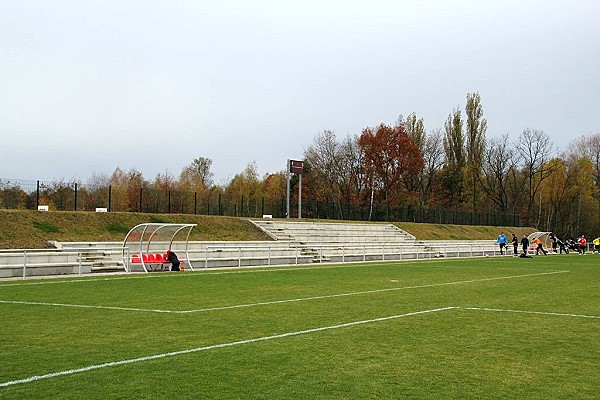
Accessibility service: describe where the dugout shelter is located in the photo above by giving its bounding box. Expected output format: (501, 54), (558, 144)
(123, 223), (196, 272)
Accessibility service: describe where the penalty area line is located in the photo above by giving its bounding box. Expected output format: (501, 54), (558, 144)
(0, 306), (456, 388)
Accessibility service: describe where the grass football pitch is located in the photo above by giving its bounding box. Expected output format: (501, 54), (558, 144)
(1, 255), (599, 399)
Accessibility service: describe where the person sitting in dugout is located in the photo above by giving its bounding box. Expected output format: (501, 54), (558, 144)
(166, 250), (181, 271)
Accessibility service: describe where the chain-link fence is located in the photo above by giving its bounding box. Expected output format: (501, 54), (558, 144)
(0, 177), (521, 226)
(298, 201), (521, 226)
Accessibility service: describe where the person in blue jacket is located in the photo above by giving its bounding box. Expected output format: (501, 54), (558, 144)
(497, 232), (508, 255)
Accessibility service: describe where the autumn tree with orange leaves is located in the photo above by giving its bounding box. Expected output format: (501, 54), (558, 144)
(358, 123), (424, 219)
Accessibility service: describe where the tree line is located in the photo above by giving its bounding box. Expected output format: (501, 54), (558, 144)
(305, 93), (599, 238)
(1, 92), (598, 238)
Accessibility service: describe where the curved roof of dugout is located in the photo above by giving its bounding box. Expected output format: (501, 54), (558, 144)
(123, 223), (196, 272)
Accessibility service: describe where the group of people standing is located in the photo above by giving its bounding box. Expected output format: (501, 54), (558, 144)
(496, 232), (535, 256)
(497, 232), (600, 257)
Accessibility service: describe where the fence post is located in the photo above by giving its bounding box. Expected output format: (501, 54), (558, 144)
(74, 183), (78, 211)
(36, 181), (40, 210)
(23, 250), (27, 279)
(125, 248), (130, 273)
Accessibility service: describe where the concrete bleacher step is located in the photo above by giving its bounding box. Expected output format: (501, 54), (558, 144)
(251, 220), (417, 246)
(91, 261), (126, 273)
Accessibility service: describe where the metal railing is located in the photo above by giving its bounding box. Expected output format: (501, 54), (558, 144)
(0, 247), (129, 278)
(197, 242), (511, 269)
(3, 241), (593, 278)
(202, 244), (301, 269)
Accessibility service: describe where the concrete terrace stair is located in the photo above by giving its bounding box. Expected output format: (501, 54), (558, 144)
(251, 220), (417, 246)
(251, 221), (416, 243)
(250, 220), (499, 262)
(56, 242), (126, 272)
(250, 220), (423, 261)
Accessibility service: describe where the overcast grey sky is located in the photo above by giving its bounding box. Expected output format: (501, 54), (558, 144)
(1, 0), (599, 184)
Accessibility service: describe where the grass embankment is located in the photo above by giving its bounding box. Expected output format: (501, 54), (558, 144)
(395, 221), (535, 241)
(0, 210), (271, 249)
(0, 209), (535, 249)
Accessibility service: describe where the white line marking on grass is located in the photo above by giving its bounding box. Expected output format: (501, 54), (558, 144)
(0, 306), (456, 388)
(0, 271), (569, 314)
(0, 265), (357, 287)
(461, 307), (600, 319)
(0, 300), (173, 313)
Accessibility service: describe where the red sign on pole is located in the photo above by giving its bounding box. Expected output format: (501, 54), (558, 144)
(289, 160), (303, 174)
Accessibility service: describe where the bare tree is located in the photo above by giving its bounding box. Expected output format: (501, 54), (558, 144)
(480, 134), (515, 213)
(305, 130), (361, 219)
(420, 128), (444, 206)
(340, 133), (367, 215)
(515, 128), (555, 226)
(565, 133), (600, 234)
(571, 133), (600, 188)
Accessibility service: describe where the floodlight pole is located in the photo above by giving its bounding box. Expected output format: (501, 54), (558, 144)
(286, 159), (290, 218)
(298, 173), (302, 219)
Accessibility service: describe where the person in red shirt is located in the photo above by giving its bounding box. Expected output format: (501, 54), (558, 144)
(578, 236), (587, 255)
